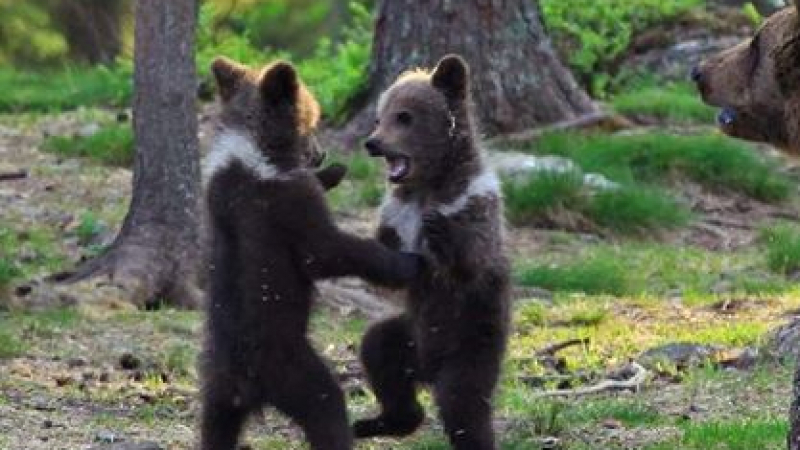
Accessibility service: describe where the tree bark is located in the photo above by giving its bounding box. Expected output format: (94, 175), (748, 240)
(51, 0), (126, 65)
(333, 0), (597, 147)
(62, 0), (201, 309)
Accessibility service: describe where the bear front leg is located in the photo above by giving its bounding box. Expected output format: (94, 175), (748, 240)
(314, 163), (348, 191)
(303, 232), (424, 288)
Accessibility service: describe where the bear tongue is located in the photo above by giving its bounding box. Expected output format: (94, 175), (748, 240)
(387, 156), (409, 182)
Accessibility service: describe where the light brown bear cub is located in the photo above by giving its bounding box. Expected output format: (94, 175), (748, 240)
(200, 57), (421, 450)
(693, 0), (800, 153)
(354, 55), (511, 450)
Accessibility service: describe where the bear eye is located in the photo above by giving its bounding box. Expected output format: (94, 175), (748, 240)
(396, 111), (413, 126)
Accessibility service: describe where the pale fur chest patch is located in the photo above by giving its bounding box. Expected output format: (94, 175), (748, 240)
(203, 129), (284, 182)
(379, 169), (501, 251)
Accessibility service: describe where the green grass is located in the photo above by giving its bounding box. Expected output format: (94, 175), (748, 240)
(516, 257), (630, 296)
(648, 418), (787, 449)
(325, 153), (386, 210)
(532, 131), (791, 202)
(761, 224), (800, 275)
(514, 242), (792, 298)
(41, 123), (133, 166)
(503, 171), (688, 233)
(0, 329), (25, 359)
(0, 225), (65, 291)
(0, 65), (132, 113)
(612, 81), (716, 124)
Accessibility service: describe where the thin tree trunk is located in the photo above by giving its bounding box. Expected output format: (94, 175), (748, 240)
(332, 0), (597, 147)
(62, 0), (201, 309)
(51, 0), (126, 64)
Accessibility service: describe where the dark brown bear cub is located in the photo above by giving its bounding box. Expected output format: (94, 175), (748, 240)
(354, 55), (510, 450)
(200, 57), (421, 450)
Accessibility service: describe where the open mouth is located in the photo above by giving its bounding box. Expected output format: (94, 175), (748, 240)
(385, 155), (411, 183)
(717, 107), (737, 128)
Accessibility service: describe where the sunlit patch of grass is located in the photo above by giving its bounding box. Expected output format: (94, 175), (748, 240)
(761, 224), (800, 275)
(515, 256), (630, 296)
(41, 123), (133, 167)
(503, 171), (584, 223)
(647, 418), (787, 449)
(532, 131), (791, 202)
(612, 81), (716, 124)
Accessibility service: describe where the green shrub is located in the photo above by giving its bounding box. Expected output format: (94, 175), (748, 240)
(533, 132), (791, 202)
(540, 0), (703, 94)
(761, 225), (800, 275)
(41, 123), (133, 166)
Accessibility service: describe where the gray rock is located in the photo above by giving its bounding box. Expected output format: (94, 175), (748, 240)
(486, 151), (618, 190)
(764, 319), (800, 362)
(638, 342), (722, 371)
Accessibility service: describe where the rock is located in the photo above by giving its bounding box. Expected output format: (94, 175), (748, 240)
(67, 356), (88, 368)
(94, 430), (121, 444)
(763, 319), (800, 362)
(486, 150), (619, 190)
(119, 352), (141, 370)
(621, 36), (745, 83)
(89, 442), (162, 450)
(637, 342), (723, 372)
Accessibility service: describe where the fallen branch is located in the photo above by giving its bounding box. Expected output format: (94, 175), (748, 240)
(536, 338), (590, 357)
(0, 170), (27, 181)
(485, 111), (632, 147)
(532, 362), (649, 398)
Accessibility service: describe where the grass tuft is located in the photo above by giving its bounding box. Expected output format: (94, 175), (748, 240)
(41, 123), (133, 166)
(761, 224), (800, 275)
(532, 131), (791, 202)
(612, 81), (716, 124)
(516, 258), (629, 296)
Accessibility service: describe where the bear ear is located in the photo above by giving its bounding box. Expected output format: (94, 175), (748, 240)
(211, 56), (247, 102)
(260, 61), (300, 106)
(431, 54), (470, 102)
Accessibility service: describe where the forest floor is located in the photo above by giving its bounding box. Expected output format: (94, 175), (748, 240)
(2, 108), (800, 450)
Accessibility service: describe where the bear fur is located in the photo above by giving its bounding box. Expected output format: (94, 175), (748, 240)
(694, 1), (800, 153)
(354, 55), (511, 450)
(199, 57), (421, 450)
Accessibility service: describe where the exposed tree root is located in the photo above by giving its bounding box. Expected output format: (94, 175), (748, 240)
(532, 362), (649, 398)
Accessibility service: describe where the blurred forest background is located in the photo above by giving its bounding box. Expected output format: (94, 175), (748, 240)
(5, 1), (800, 449)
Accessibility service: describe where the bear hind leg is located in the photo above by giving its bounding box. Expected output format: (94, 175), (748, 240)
(353, 316), (424, 438)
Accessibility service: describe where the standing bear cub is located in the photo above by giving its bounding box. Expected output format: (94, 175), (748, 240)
(354, 55), (511, 450)
(200, 57), (421, 450)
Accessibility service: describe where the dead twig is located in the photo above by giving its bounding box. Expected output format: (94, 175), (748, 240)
(536, 338), (590, 357)
(485, 111), (632, 147)
(532, 362), (649, 398)
(0, 170), (27, 181)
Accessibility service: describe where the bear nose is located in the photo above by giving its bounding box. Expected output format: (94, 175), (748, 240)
(364, 137), (383, 156)
(690, 65), (704, 83)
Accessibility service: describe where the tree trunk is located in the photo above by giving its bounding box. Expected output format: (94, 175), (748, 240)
(334, 0), (597, 147)
(62, 0), (201, 309)
(51, 0), (126, 65)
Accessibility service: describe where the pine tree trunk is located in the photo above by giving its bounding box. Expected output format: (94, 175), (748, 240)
(62, 0), (202, 309)
(334, 0), (597, 147)
(51, 0), (125, 65)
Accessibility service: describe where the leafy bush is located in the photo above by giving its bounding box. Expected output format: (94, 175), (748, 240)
(540, 0), (703, 94)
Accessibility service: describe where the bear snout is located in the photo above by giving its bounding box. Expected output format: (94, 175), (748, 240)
(690, 65), (704, 84)
(364, 137), (385, 157)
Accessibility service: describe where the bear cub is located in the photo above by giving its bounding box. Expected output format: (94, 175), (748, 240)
(354, 55), (511, 450)
(200, 57), (421, 450)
